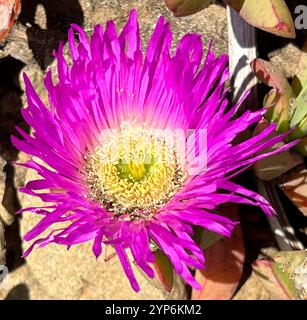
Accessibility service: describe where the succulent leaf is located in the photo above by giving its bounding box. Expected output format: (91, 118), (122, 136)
(0, 0), (21, 42)
(251, 251), (307, 300)
(251, 59), (294, 134)
(152, 250), (174, 292)
(225, 0), (295, 38)
(192, 206), (245, 300)
(290, 85), (307, 130)
(250, 59), (291, 94)
(292, 41), (307, 96)
(165, 0), (210, 17)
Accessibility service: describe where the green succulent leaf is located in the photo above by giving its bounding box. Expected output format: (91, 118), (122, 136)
(252, 251), (307, 300)
(225, 0), (295, 38)
(251, 59), (294, 134)
(134, 249), (174, 293)
(294, 137), (307, 156)
(273, 251), (307, 300)
(290, 85), (307, 130)
(292, 41), (307, 96)
(152, 250), (174, 292)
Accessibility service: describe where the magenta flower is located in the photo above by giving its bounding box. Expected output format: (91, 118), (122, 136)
(12, 10), (297, 292)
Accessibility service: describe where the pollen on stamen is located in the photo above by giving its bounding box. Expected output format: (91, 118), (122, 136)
(84, 122), (186, 220)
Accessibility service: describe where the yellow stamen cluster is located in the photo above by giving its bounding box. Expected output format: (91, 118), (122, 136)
(86, 122), (185, 220)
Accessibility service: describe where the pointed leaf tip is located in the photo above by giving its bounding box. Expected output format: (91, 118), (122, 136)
(165, 0), (210, 17)
(226, 0), (295, 38)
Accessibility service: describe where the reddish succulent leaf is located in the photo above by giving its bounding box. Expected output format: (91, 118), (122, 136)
(251, 59), (294, 134)
(192, 205), (245, 300)
(0, 0), (20, 42)
(225, 0), (295, 38)
(165, 0), (210, 17)
(251, 59), (307, 156)
(251, 59), (290, 94)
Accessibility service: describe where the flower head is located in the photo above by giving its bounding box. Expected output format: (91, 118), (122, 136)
(12, 10), (297, 292)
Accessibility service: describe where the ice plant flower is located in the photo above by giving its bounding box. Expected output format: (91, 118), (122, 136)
(12, 10), (297, 292)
